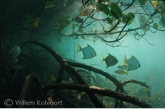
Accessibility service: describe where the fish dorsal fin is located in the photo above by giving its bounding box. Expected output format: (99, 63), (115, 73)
(86, 44), (90, 48)
(128, 55), (134, 60)
(107, 53), (111, 58)
(101, 56), (104, 63)
(75, 44), (82, 53)
(122, 55), (127, 65)
(130, 55), (134, 59)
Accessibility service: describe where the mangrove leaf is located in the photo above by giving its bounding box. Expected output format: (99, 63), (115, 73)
(153, 23), (159, 29)
(122, 12), (135, 24)
(45, 1), (55, 9)
(138, 0), (147, 5)
(111, 3), (122, 19)
(96, 3), (110, 15)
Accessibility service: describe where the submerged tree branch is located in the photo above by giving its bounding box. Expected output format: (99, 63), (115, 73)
(122, 79), (149, 88)
(21, 41), (104, 108)
(43, 83), (152, 108)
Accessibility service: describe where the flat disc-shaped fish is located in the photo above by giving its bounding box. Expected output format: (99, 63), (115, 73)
(82, 44), (96, 59)
(127, 56), (140, 70)
(102, 53), (118, 68)
(115, 70), (128, 75)
(76, 44), (96, 59)
(118, 55), (140, 71)
(117, 65), (128, 70)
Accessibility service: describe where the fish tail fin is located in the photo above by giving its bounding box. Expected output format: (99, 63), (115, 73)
(126, 71), (129, 75)
(75, 44), (82, 53)
(101, 56), (104, 63)
(122, 55), (127, 65)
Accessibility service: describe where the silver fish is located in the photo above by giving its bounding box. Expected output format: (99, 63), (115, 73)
(101, 53), (118, 68)
(115, 70), (128, 75)
(118, 55), (140, 71)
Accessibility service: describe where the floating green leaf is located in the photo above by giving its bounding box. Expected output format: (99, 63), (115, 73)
(139, 15), (149, 32)
(142, 26), (150, 32)
(96, 4), (110, 15)
(122, 12), (135, 24)
(45, 1), (55, 9)
(138, 0), (147, 5)
(153, 23), (159, 29)
(160, 14), (165, 27)
(139, 15), (146, 24)
(106, 18), (113, 24)
(111, 3), (122, 19)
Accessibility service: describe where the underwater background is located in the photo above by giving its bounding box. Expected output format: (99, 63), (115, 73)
(0, 0), (165, 108)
